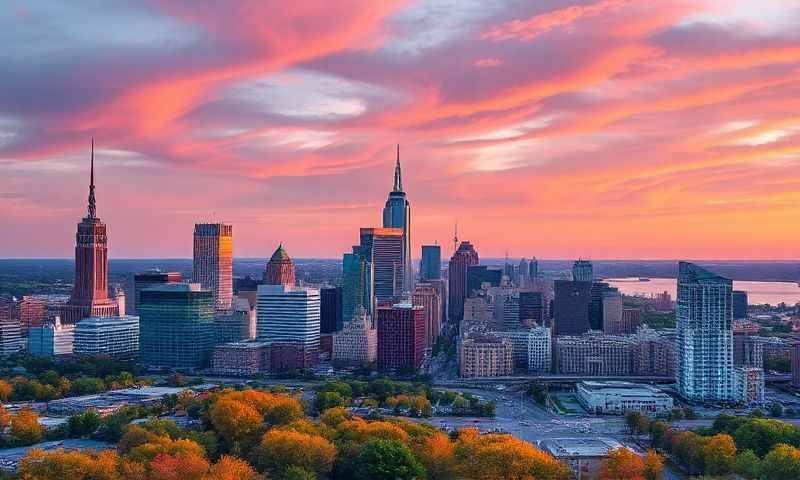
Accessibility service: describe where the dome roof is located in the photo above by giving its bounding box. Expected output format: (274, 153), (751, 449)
(270, 244), (291, 262)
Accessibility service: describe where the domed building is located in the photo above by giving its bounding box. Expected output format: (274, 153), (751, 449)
(264, 244), (295, 286)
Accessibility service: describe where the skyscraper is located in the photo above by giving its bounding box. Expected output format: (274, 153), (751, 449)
(382, 146), (413, 293)
(139, 283), (215, 368)
(420, 245), (441, 281)
(256, 284), (321, 369)
(342, 251), (374, 322)
(732, 290), (748, 319)
(572, 259), (594, 282)
(264, 244), (296, 286)
(412, 282), (442, 349)
(676, 262), (734, 402)
(132, 269), (182, 315)
(553, 280), (592, 336)
(529, 257), (539, 279)
(193, 223), (233, 311)
(62, 141), (119, 324)
(589, 282), (618, 330)
(448, 241), (479, 323)
(377, 303), (425, 372)
(320, 286), (343, 334)
(359, 227), (404, 302)
(467, 265), (502, 294)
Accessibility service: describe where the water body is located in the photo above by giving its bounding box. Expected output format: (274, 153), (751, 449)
(606, 277), (800, 306)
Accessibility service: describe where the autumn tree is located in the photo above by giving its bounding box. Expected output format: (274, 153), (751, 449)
(761, 443), (800, 480)
(416, 431), (457, 480)
(149, 452), (211, 480)
(11, 407), (44, 445)
(208, 397), (263, 452)
(204, 455), (263, 480)
(0, 379), (12, 401)
(598, 448), (646, 480)
(702, 433), (737, 476)
(0, 404), (11, 430)
(17, 449), (121, 480)
(643, 449), (664, 480)
(252, 428), (336, 479)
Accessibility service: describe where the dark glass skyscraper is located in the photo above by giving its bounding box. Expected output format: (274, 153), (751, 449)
(139, 283), (215, 369)
(132, 269), (182, 315)
(732, 290), (748, 319)
(382, 146), (413, 293)
(342, 251), (373, 322)
(572, 259), (594, 282)
(359, 227), (404, 302)
(553, 280), (592, 335)
(420, 245), (441, 281)
(466, 265), (502, 294)
(448, 241), (479, 323)
(321, 287), (343, 334)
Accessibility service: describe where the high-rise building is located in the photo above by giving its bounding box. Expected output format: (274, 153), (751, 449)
(518, 258), (530, 286)
(132, 269), (182, 315)
(621, 308), (643, 333)
(321, 287), (343, 334)
(139, 283), (215, 369)
(553, 280), (592, 336)
(572, 259), (594, 282)
(420, 245), (441, 281)
(733, 367), (765, 404)
(264, 244), (296, 286)
(256, 284), (320, 369)
(676, 261), (734, 402)
(62, 142), (120, 324)
(554, 333), (632, 376)
(19, 294), (69, 333)
(529, 257), (539, 279)
(459, 335), (514, 378)
(448, 241), (479, 323)
(412, 283), (442, 349)
(467, 266), (502, 295)
(359, 227), (404, 302)
(213, 297), (253, 344)
(192, 223), (233, 311)
(28, 318), (75, 357)
(377, 303), (425, 372)
(527, 326), (552, 374)
(589, 282), (617, 331)
(792, 343), (800, 388)
(382, 146), (413, 293)
(0, 296), (17, 324)
(342, 252), (374, 322)
(0, 320), (24, 357)
(74, 315), (139, 359)
(519, 290), (544, 327)
(601, 291), (624, 334)
(732, 290), (748, 319)
(332, 306), (377, 366)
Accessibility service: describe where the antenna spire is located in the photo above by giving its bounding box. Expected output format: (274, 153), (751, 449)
(392, 144), (403, 192)
(87, 138), (96, 219)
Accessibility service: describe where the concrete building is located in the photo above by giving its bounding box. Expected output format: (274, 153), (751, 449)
(61, 144), (120, 324)
(621, 308), (642, 333)
(733, 367), (765, 405)
(676, 262), (734, 402)
(264, 244), (295, 286)
(461, 296), (494, 333)
(576, 381), (674, 415)
(630, 327), (675, 377)
(420, 245), (441, 281)
(527, 326), (552, 374)
(131, 269), (182, 315)
(192, 223), (233, 311)
(542, 437), (626, 480)
(139, 283), (215, 369)
(589, 282), (617, 331)
(412, 283), (442, 349)
(459, 335), (514, 378)
(467, 266), (502, 295)
(553, 280), (592, 336)
(448, 241), (479, 323)
(256, 284), (320, 369)
(555, 333), (632, 376)
(332, 306), (377, 366)
(377, 303), (424, 372)
(74, 315), (139, 359)
(210, 341), (268, 376)
(0, 320), (24, 357)
(28, 318), (74, 357)
(213, 296), (254, 344)
(601, 292), (623, 334)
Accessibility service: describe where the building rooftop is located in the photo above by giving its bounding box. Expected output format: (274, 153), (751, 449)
(541, 437), (625, 458)
(78, 315), (139, 326)
(578, 381), (671, 397)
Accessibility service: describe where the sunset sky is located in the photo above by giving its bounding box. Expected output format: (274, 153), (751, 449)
(2, 0), (799, 260)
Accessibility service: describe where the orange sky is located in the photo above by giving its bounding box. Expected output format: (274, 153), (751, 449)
(1, 0), (799, 259)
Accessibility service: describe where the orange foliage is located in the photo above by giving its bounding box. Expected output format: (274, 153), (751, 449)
(0, 379), (12, 401)
(333, 417), (410, 445)
(417, 432), (457, 480)
(11, 407), (44, 444)
(17, 449), (121, 480)
(204, 455), (262, 480)
(597, 448), (646, 480)
(253, 428), (336, 477)
(150, 452), (210, 480)
(455, 430), (571, 480)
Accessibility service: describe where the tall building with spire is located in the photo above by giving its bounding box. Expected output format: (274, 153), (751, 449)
(62, 140), (119, 324)
(264, 244), (295, 286)
(193, 223), (233, 311)
(382, 145), (413, 293)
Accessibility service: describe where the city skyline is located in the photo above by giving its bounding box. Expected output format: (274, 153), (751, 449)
(2, 1), (800, 259)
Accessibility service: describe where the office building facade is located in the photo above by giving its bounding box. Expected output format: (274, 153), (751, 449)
(342, 251), (374, 322)
(132, 269), (182, 315)
(412, 283), (442, 349)
(74, 315), (139, 359)
(28, 318), (75, 357)
(320, 287), (343, 334)
(732, 290), (748, 319)
(332, 306), (377, 366)
(448, 241), (479, 323)
(420, 245), (441, 281)
(256, 284), (320, 368)
(377, 303), (425, 372)
(572, 259), (594, 282)
(192, 223), (233, 311)
(382, 147), (413, 293)
(555, 333), (632, 376)
(459, 335), (514, 378)
(553, 280), (592, 336)
(359, 227), (404, 302)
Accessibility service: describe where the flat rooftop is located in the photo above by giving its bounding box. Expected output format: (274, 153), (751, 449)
(541, 437), (625, 458)
(579, 381), (666, 395)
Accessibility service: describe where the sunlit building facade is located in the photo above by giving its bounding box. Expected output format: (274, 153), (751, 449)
(192, 223), (233, 311)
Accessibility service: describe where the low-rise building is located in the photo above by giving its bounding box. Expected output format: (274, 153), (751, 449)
(213, 297), (253, 344)
(576, 381), (674, 415)
(527, 326), (552, 374)
(332, 307), (377, 366)
(0, 321), (24, 357)
(210, 341), (268, 376)
(27, 317), (74, 357)
(555, 333), (632, 376)
(74, 315), (139, 359)
(459, 335), (514, 378)
(541, 437), (627, 479)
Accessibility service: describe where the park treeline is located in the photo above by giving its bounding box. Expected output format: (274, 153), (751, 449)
(626, 411), (800, 479)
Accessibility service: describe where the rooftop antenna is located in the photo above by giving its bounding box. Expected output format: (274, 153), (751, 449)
(87, 138), (96, 219)
(452, 221), (459, 256)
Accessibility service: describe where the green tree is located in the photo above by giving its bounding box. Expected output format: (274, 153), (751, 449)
(761, 443), (800, 480)
(351, 439), (426, 480)
(771, 402), (784, 418)
(67, 409), (101, 437)
(733, 418), (800, 456)
(735, 449), (762, 479)
(625, 411), (644, 434)
(315, 391), (347, 413)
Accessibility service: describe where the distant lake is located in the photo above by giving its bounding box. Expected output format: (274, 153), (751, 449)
(605, 277), (800, 306)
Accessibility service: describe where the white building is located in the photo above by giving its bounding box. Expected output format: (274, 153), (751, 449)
(74, 315), (139, 359)
(527, 326), (552, 374)
(28, 317), (74, 357)
(733, 367), (765, 405)
(676, 262), (734, 402)
(332, 306), (377, 365)
(576, 381), (674, 415)
(256, 284), (320, 349)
